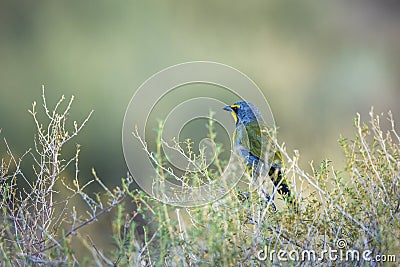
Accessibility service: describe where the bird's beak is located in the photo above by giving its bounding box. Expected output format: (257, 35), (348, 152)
(223, 105), (233, 112)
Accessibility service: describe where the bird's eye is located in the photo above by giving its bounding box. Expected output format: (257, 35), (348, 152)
(231, 104), (241, 110)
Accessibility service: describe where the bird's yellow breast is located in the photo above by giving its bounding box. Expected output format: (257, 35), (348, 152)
(231, 111), (238, 124)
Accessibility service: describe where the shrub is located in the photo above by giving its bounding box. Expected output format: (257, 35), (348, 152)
(0, 91), (398, 266)
(0, 90), (129, 265)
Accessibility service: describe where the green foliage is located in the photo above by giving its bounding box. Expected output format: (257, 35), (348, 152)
(113, 109), (399, 266)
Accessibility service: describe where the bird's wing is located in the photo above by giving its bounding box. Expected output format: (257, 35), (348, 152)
(239, 121), (279, 164)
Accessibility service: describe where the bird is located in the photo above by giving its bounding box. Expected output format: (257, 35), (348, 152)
(223, 101), (296, 210)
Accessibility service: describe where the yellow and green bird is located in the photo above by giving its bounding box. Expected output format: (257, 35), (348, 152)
(223, 101), (296, 208)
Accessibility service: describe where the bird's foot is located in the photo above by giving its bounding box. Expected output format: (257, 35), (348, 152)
(260, 189), (277, 212)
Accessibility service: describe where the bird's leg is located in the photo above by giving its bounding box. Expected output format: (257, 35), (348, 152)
(261, 188), (276, 212)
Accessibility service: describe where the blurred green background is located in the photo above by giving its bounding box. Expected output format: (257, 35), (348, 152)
(1, 1), (399, 190)
(1, 0), (400, 259)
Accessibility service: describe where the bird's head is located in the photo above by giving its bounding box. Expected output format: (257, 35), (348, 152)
(223, 101), (264, 125)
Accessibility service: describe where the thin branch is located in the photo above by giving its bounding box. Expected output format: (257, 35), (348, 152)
(35, 196), (125, 255)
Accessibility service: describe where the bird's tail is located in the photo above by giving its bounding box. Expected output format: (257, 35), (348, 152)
(268, 164), (298, 212)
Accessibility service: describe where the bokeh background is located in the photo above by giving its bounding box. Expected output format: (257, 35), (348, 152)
(1, 0), (399, 257)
